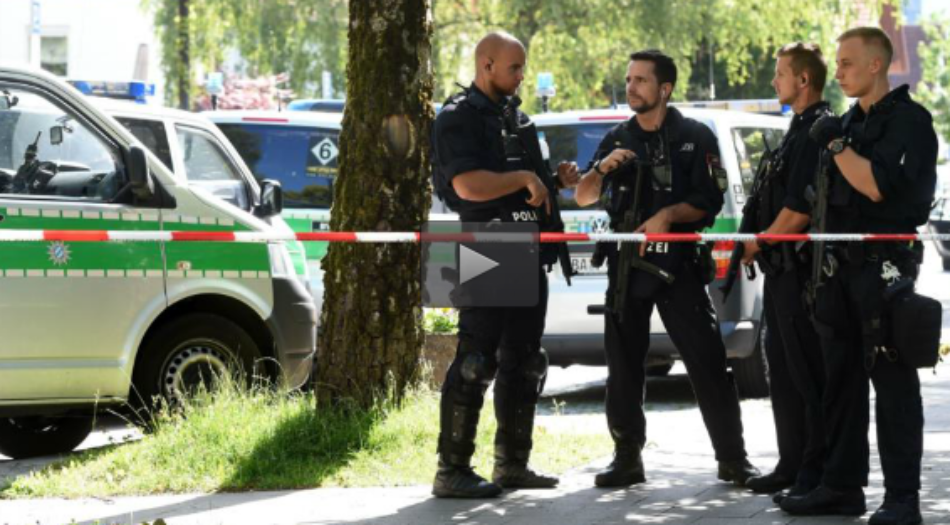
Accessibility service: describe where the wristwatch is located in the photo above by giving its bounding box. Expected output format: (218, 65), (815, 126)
(593, 159), (606, 176)
(829, 138), (847, 155)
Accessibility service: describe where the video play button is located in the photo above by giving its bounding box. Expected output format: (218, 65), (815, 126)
(421, 221), (539, 308)
(459, 245), (500, 285)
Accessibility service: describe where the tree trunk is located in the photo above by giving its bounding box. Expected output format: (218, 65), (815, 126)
(316, 0), (434, 407)
(177, 0), (190, 110)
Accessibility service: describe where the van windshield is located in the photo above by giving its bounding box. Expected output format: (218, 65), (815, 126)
(216, 123), (338, 209)
(539, 122), (617, 211)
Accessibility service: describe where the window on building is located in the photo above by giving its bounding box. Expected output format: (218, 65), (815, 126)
(40, 36), (68, 77)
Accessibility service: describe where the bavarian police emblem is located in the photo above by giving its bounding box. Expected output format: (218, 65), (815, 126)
(47, 241), (71, 266)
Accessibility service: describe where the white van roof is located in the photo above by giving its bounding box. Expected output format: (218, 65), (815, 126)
(90, 97), (212, 126)
(531, 107), (788, 129)
(204, 110), (343, 129)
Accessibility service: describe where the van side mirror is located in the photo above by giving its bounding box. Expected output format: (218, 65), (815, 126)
(50, 126), (64, 146)
(128, 146), (154, 200)
(258, 179), (283, 217)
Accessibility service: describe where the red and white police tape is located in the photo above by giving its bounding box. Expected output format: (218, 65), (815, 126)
(1, 230), (949, 243)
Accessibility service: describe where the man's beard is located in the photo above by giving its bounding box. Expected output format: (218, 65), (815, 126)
(492, 80), (519, 98)
(630, 96), (659, 114)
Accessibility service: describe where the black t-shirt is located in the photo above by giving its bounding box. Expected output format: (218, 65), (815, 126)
(754, 101), (831, 230)
(588, 107), (726, 233)
(827, 85), (938, 233)
(431, 84), (541, 222)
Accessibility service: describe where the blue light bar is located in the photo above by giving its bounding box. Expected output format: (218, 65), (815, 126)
(67, 80), (156, 103)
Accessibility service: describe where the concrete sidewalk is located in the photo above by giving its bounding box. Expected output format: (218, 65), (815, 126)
(1, 438), (948, 525)
(1, 368), (949, 525)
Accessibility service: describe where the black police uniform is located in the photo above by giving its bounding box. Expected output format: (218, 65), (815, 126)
(785, 85), (937, 519)
(747, 102), (831, 494)
(430, 84), (558, 497)
(591, 108), (754, 482)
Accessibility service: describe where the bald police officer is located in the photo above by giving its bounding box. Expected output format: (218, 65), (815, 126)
(430, 31), (579, 499)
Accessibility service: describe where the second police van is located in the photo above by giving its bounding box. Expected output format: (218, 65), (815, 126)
(0, 68), (316, 459)
(207, 104), (788, 398)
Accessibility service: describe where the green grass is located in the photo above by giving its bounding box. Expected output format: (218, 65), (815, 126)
(1, 379), (611, 498)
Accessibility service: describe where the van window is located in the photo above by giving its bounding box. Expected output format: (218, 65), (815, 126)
(114, 117), (173, 171)
(731, 127), (785, 194)
(176, 125), (249, 210)
(0, 85), (122, 201)
(539, 122), (617, 211)
(217, 123), (337, 209)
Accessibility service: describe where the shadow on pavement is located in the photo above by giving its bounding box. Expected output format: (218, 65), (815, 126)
(539, 372), (701, 417)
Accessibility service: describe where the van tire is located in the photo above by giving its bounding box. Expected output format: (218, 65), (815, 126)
(731, 321), (770, 399)
(0, 416), (94, 459)
(131, 313), (262, 412)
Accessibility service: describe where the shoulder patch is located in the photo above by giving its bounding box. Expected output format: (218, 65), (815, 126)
(707, 153), (728, 193)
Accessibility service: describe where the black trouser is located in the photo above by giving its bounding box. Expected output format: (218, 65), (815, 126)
(604, 262), (747, 461)
(763, 267), (825, 487)
(437, 271), (549, 465)
(812, 257), (923, 492)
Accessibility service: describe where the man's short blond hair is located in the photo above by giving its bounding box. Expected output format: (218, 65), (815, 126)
(838, 26), (894, 68)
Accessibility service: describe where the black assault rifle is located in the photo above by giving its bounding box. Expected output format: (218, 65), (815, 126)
(719, 138), (774, 301)
(586, 158), (676, 319)
(804, 149), (832, 310)
(504, 99), (575, 285)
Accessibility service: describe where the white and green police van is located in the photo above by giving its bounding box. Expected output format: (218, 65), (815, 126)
(0, 66), (316, 459)
(208, 105), (787, 398)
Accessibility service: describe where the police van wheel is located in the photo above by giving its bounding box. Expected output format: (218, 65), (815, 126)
(132, 313), (263, 412)
(0, 415), (94, 459)
(731, 322), (770, 399)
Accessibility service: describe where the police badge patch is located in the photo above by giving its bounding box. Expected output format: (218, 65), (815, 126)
(47, 241), (71, 266)
(707, 153), (728, 192)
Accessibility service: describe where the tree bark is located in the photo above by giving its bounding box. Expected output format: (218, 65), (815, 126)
(177, 0), (190, 110)
(316, 0), (434, 407)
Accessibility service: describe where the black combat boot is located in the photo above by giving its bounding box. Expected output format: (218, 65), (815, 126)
(433, 458), (502, 499)
(433, 346), (499, 498)
(868, 491), (922, 525)
(492, 445), (558, 489)
(717, 458), (761, 487)
(594, 444), (646, 487)
(773, 481), (817, 504)
(746, 470), (797, 493)
(779, 485), (867, 516)
(491, 348), (556, 490)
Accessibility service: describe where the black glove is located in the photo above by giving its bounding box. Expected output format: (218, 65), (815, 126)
(809, 115), (843, 147)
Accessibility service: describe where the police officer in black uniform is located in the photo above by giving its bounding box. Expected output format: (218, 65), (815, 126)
(780, 28), (937, 525)
(429, 31), (580, 499)
(740, 43), (830, 500)
(575, 49), (759, 488)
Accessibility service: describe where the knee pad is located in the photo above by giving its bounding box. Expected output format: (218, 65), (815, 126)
(459, 350), (497, 386)
(522, 347), (549, 382)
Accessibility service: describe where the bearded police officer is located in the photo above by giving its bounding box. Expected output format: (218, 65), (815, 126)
(780, 28), (937, 525)
(740, 43), (831, 500)
(429, 31), (579, 499)
(575, 49), (758, 488)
